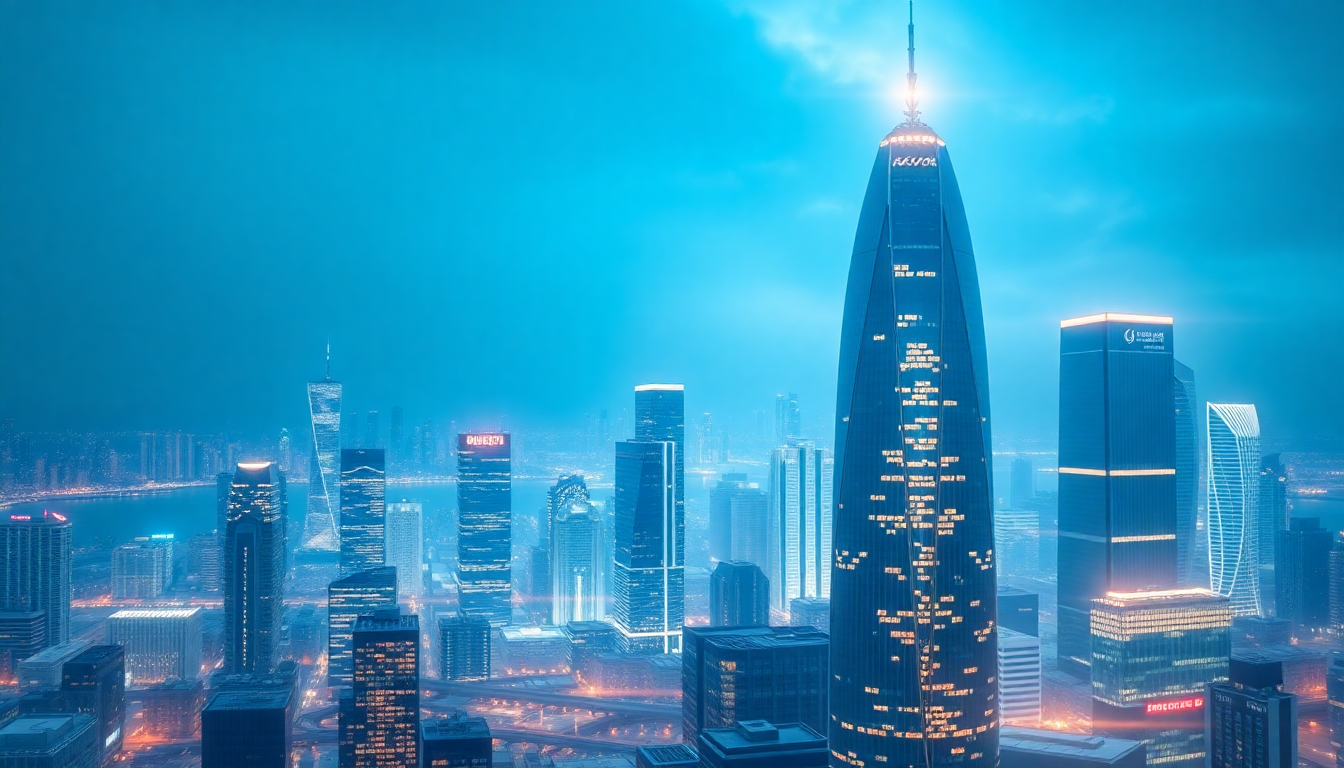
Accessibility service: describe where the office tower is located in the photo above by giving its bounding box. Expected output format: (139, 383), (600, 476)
(997, 588), (1039, 637)
(635, 383), (685, 516)
(340, 448), (386, 577)
(223, 462), (287, 674)
(141, 679), (203, 739)
(994, 508), (1040, 577)
(774, 393), (801, 443)
(564, 621), (618, 680)
(304, 351), (342, 551)
(709, 561), (769, 628)
(1331, 540), (1344, 631)
(1009, 457), (1034, 510)
(1274, 517), (1331, 638)
(708, 475), (768, 567)
(61, 645), (125, 762)
(528, 545), (552, 623)
(0, 714), (98, 768)
(682, 626), (828, 744)
(551, 505), (605, 625)
(1173, 361), (1199, 587)
(0, 510), (71, 650)
(201, 689), (292, 768)
(214, 471), (232, 537)
(498, 626), (568, 674)
(1230, 615), (1291, 648)
(998, 727), (1146, 768)
(106, 609), (202, 684)
(455, 433), (512, 626)
(788, 597), (828, 631)
(342, 611), (418, 768)
(365, 410), (380, 448)
(206, 659), (300, 724)
(0, 612), (44, 678)
(1056, 312), (1177, 677)
(422, 711), (493, 768)
(637, 744), (699, 768)
(829, 24), (998, 765)
(547, 474), (590, 544)
(436, 614), (491, 681)
(1205, 657), (1296, 768)
(698, 721), (828, 768)
(997, 629), (1042, 725)
(1258, 455), (1288, 615)
(327, 567), (397, 687)
(187, 532), (221, 592)
(766, 442), (832, 619)
(16, 642), (89, 694)
(384, 501), (423, 600)
(612, 440), (683, 653)
(110, 537), (173, 598)
(1090, 589), (1231, 767)
(1207, 404), (1262, 617)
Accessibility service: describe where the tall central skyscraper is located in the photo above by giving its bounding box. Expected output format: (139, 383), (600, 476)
(456, 433), (512, 626)
(224, 462), (288, 674)
(635, 383), (685, 519)
(829, 13), (997, 765)
(339, 448), (386, 578)
(304, 347), (342, 551)
(612, 440), (682, 653)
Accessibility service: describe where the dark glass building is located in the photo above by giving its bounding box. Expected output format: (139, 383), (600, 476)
(456, 433), (512, 626)
(829, 23), (997, 766)
(328, 567), (397, 687)
(61, 644), (124, 763)
(635, 384), (685, 515)
(1173, 360), (1199, 588)
(224, 462), (288, 674)
(682, 626), (828, 745)
(709, 561), (769, 628)
(564, 620), (618, 683)
(709, 474), (768, 568)
(612, 440), (683, 653)
(202, 689), (291, 768)
(1274, 517), (1331, 639)
(997, 587), (1039, 637)
(788, 598), (828, 631)
(1206, 657), (1296, 768)
(422, 711), (492, 768)
(0, 714), (98, 768)
(339, 449), (386, 578)
(0, 510), (71, 651)
(698, 721), (828, 768)
(344, 610), (418, 768)
(1258, 455), (1287, 613)
(1057, 313), (1177, 677)
(1010, 457), (1034, 511)
(998, 727), (1145, 768)
(436, 614), (491, 682)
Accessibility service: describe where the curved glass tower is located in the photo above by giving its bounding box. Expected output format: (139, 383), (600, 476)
(1206, 403), (1261, 616)
(830, 13), (996, 767)
(304, 345), (342, 551)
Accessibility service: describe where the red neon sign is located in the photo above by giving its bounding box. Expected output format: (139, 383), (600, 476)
(1145, 695), (1204, 715)
(9, 515), (31, 521)
(465, 434), (506, 447)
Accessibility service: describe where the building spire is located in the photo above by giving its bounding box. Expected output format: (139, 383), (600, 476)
(325, 339), (331, 380)
(903, 0), (922, 125)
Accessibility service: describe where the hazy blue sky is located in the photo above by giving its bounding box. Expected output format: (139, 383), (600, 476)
(1, 1), (1340, 447)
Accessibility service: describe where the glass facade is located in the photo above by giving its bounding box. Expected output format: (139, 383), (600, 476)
(384, 502), (423, 600)
(1173, 360), (1199, 588)
(1206, 404), (1261, 617)
(612, 440), (683, 654)
(709, 560), (769, 628)
(106, 608), (203, 685)
(547, 474), (590, 546)
(830, 119), (998, 764)
(304, 377), (342, 551)
(437, 614), (491, 682)
(635, 384), (685, 534)
(708, 475), (768, 568)
(0, 510), (71, 650)
(347, 611), (419, 768)
(340, 449), (386, 578)
(1258, 454), (1288, 615)
(1057, 314), (1178, 676)
(327, 566), (397, 687)
(455, 433), (512, 626)
(552, 506), (605, 625)
(224, 462), (288, 674)
(767, 442), (833, 619)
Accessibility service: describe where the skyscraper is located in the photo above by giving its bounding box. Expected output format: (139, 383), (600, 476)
(327, 567), (397, 687)
(1274, 517), (1331, 639)
(612, 440), (682, 654)
(774, 393), (800, 443)
(1258, 454), (1288, 615)
(708, 474), (768, 567)
(997, 629), (1042, 726)
(0, 510), (71, 650)
(106, 608), (203, 685)
(709, 561), (769, 628)
(635, 383), (685, 522)
(456, 433), (512, 626)
(344, 610), (418, 768)
(766, 442), (833, 619)
(1205, 657), (1297, 768)
(828, 13), (998, 765)
(215, 471), (232, 538)
(547, 474), (590, 545)
(224, 462), (288, 674)
(551, 505), (605, 625)
(1173, 361), (1199, 587)
(1207, 404), (1262, 617)
(384, 501), (423, 600)
(61, 644), (126, 763)
(1009, 457), (1034, 511)
(421, 712), (493, 768)
(202, 689), (291, 768)
(110, 537), (173, 598)
(304, 350), (342, 551)
(1057, 312), (1177, 677)
(436, 614), (491, 682)
(340, 449), (386, 578)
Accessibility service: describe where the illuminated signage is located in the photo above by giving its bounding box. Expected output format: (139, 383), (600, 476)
(1145, 695), (1204, 715)
(893, 156), (937, 168)
(9, 515), (31, 521)
(465, 434), (506, 447)
(150, 533), (174, 540)
(48, 512), (67, 522)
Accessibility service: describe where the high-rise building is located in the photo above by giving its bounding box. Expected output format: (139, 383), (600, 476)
(1207, 404), (1262, 617)
(708, 475), (768, 568)
(214, 471), (232, 538)
(340, 449), (386, 578)
(455, 433), (512, 626)
(774, 393), (801, 443)
(1205, 657), (1296, 768)
(61, 644), (125, 762)
(498, 626), (568, 674)
(106, 609), (202, 685)
(384, 501), (423, 600)
(202, 689), (291, 768)
(564, 621), (618, 682)
(635, 383), (685, 519)
(141, 678), (203, 740)
(1010, 457), (1034, 511)
(1173, 361), (1199, 587)
(997, 588), (1039, 637)
(0, 714), (98, 768)
(612, 440), (682, 654)
(0, 611), (45, 676)
(682, 625), (828, 745)
(998, 727), (1146, 768)
(546, 474), (589, 547)
(997, 629), (1041, 725)
(187, 532), (221, 592)
(110, 537), (173, 598)
(327, 567), (397, 687)
(1258, 454), (1288, 615)
(422, 711), (492, 768)
(528, 545), (552, 624)
(994, 508), (1040, 578)
(342, 610), (418, 768)
(223, 462), (287, 674)
(766, 442), (832, 619)
(829, 20), (999, 765)
(709, 561), (769, 628)
(436, 614), (491, 682)
(1090, 588), (1231, 767)
(304, 354), (342, 551)
(1057, 312), (1177, 677)
(16, 641), (89, 694)
(0, 510), (71, 650)
(788, 598), (828, 631)
(1274, 517), (1331, 639)
(698, 721), (828, 768)
(551, 505), (605, 625)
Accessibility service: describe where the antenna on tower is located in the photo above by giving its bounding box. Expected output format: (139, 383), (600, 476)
(903, 0), (922, 125)
(325, 339), (331, 380)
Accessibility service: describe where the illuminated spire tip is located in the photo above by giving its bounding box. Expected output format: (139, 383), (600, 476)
(903, 0), (923, 126)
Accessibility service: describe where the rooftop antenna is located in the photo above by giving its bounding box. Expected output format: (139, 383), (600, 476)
(903, 0), (922, 125)
(325, 339), (331, 380)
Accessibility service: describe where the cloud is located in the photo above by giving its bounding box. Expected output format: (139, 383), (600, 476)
(731, 1), (901, 86)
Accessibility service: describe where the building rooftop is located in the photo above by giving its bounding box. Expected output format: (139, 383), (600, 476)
(1235, 644), (1327, 662)
(502, 626), (566, 642)
(205, 689), (291, 712)
(0, 715), (88, 750)
(699, 721), (826, 753)
(109, 608), (201, 620)
(422, 713), (491, 740)
(64, 644), (123, 669)
(146, 678), (204, 693)
(999, 726), (1144, 762)
(998, 587), (1037, 598)
(354, 610), (418, 633)
(686, 625), (828, 651)
(637, 744), (699, 766)
(2, 511), (70, 526)
(565, 621), (617, 635)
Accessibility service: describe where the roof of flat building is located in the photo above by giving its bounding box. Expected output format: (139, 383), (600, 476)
(109, 608), (202, 620)
(205, 689), (291, 712)
(422, 713), (492, 739)
(699, 721), (827, 754)
(0, 715), (89, 750)
(1000, 726), (1143, 762)
(687, 625), (828, 651)
(637, 744), (699, 766)
(17, 641), (90, 666)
